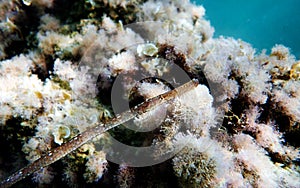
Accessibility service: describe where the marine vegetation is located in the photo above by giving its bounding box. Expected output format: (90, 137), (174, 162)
(0, 0), (299, 187)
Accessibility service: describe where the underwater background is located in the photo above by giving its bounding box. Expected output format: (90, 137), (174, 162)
(197, 0), (300, 58)
(1, 1), (299, 187)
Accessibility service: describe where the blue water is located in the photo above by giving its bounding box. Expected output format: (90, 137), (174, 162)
(195, 0), (300, 58)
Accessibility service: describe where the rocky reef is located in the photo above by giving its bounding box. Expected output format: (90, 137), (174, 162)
(0, 0), (299, 187)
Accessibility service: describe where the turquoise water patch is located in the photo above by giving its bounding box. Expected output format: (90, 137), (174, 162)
(196, 0), (300, 58)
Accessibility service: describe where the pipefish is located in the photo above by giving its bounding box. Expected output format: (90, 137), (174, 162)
(0, 79), (199, 188)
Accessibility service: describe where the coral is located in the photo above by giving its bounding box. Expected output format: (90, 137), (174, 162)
(173, 148), (217, 187)
(173, 133), (237, 187)
(108, 51), (137, 76)
(32, 167), (55, 185)
(173, 84), (216, 137)
(0, 55), (43, 123)
(83, 150), (107, 183)
(0, 0), (299, 187)
(116, 164), (135, 188)
(233, 134), (300, 187)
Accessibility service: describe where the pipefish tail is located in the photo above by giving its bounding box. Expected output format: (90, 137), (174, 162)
(0, 79), (199, 188)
